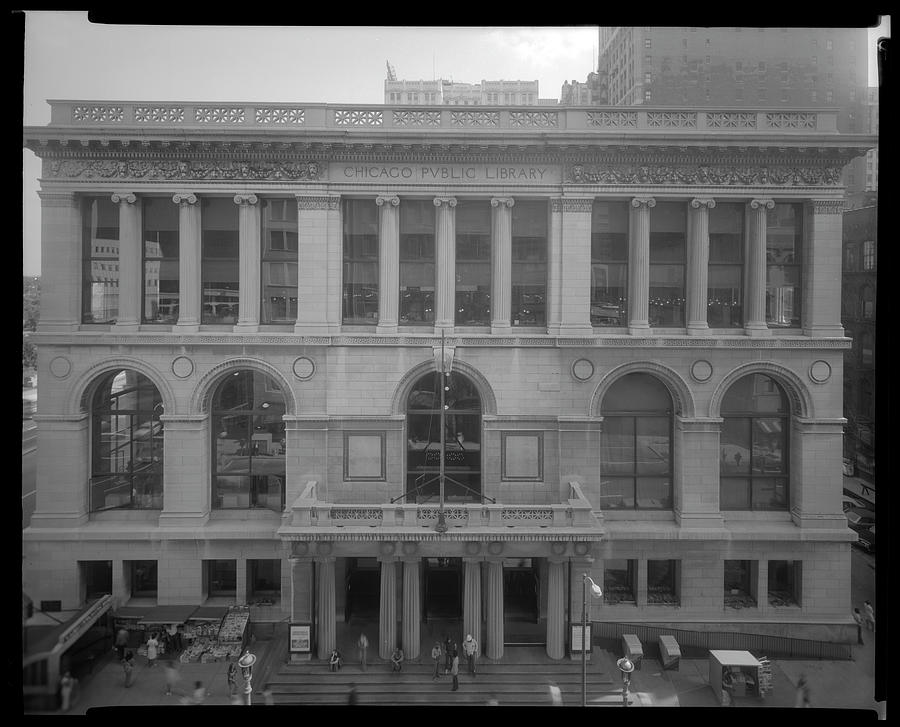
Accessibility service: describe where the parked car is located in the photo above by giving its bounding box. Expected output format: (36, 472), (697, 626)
(844, 506), (875, 535)
(856, 525), (875, 553)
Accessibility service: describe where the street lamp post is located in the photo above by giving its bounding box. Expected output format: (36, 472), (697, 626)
(581, 574), (603, 707)
(616, 656), (635, 707)
(238, 649), (256, 705)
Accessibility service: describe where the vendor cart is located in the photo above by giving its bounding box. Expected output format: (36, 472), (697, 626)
(709, 650), (766, 705)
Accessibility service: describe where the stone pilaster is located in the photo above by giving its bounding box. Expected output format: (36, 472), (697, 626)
(485, 559), (504, 660)
(401, 558), (421, 659)
(547, 198), (564, 334)
(111, 560), (129, 608)
(686, 198), (715, 334)
(235, 557), (247, 605)
(315, 556), (336, 659)
(628, 197), (655, 333)
(289, 557), (314, 623)
(234, 194), (261, 331)
(433, 197), (457, 332)
(295, 194), (341, 334)
(559, 198), (594, 335)
(745, 198), (774, 336)
(111, 193), (141, 329)
(376, 195), (401, 333)
(37, 192), (81, 330)
(803, 200), (846, 336)
(789, 417), (849, 528)
(378, 557), (399, 658)
(674, 417), (726, 529)
(545, 558), (567, 659)
(29, 414), (90, 528)
(462, 558), (483, 650)
(173, 193), (201, 332)
(490, 197), (514, 332)
(158, 415), (211, 528)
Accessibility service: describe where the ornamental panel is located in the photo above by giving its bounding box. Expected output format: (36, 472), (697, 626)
(450, 111), (500, 127)
(255, 107), (305, 124)
(194, 107), (246, 124)
(134, 106), (185, 123)
(47, 159), (322, 181)
(587, 111), (638, 127)
(766, 113), (817, 129)
(647, 112), (698, 128)
(566, 162), (842, 186)
(72, 106), (124, 123)
(334, 109), (383, 126)
(508, 111), (559, 128)
(393, 110), (442, 127)
(706, 112), (757, 129)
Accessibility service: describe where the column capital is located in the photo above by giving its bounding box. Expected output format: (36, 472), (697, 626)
(37, 190), (77, 206)
(433, 196), (457, 207)
(376, 195), (400, 207)
(490, 197), (515, 208)
(295, 194), (340, 210)
(111, 192), (137, 205)
(749, 198), (775, 210)
(172, 192), (198, 205)
(690, 197), (716, 209)
(233, 193), (259, 206)
(809, 199), (846, 215)
(631, 196), (656, 208)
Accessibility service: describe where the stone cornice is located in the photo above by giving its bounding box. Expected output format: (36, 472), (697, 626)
(278, 531), (605, 542)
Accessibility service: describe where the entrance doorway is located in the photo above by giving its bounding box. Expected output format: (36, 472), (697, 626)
(503, 558), (539, 622)
(423, 558), (462, 621)
(344, 558), (380, 622)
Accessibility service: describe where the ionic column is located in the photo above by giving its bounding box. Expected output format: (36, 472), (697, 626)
(686, 198), (715, 335)
(376, 195), (401, 333)
(315, 556), (336, 659)
(433, 197), (457, 331)
(36, 192), (80, 330)
(628, 196), (655, 333)
(173, 193), (201, 331)
(490, 197), (514, 332)
(234, 193), (261, 331)
(111, 193), (141, 329)
(485, 559), (504, 660)
(401, 559), (421, 659)
(745, 198), (774, 336)
(463, 559), (483, 650)
(378, 557), (399, 659)
(546, 558), (566, 659)
(803, 200), (846, 336)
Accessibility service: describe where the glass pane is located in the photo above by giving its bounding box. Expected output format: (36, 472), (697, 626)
(455, 204), (491, 326)
(602, 373), (672, 412)
(720, 477), (750, 509)
(650, 262), (685, 327)
(600, 476), (634, 509)
(601, 417), (634, 475)
(636, 477), (671, 508)
(708, 203), (744, 261)
(724, 560), (751, 593)
(635, 417), (670, 474)
(752, 418), (785, 473)
(131, 561), (157, 595)
(215, 475), (252, 508)
(342, 260), (379, 324)
(142, 197), (179, 324)
(721, 374), (788, 414)
(82, 197), (120, 324)
(708, 265), (742, 327)
(604, 559), (635, 603)
(751, 477), (788, 510)
(591, 201), (629, 255)
(766, 264), (800, 327)
(591, 262), (627, 326)
(400, 203), (435, 325)
(647, 560), (677, 604)
(511, 201), (547, 326)
(261, 198), (299, 324)
(720, 418), (751, 473)
(201, 198), (240, 324)
(767, 203), (801, 263)
(251, 560), (281, 594)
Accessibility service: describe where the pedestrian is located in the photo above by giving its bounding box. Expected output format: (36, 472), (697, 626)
(227, 660), (238, 696)
(357, 632), (369, 671)
(548, 681), (563, 706)
(462, 634), (479, 675)
(262, 688), (274, 705)
(146, 632), (159, 667)
(430, 641), (442, 679)
(180, 680), (207, 705)
(795, 674), (811, 708)
(486, 694), (499, 706)
(444, 635), (455, 674)
(347, 683), (359, 706)
(59, 671), (76, 712)
(329, 648), (343, 672)
(164, 659), (180, 696)
(721, 668), (734, 707)
(450, 650), (460, 691)
(165, 622), (181, 653)
(853, 607), (865, 645)
(864, 600), (876, 631)
(114, 628), (129, 662)
(390, 646), (404, 672)
(123, 651), (135, 688)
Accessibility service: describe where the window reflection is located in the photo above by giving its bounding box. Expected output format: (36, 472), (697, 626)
(455, 201), (491, 325)
(708, 203), (744, 327)
(649, 203), (686, 326)
(142, 197), (179, 324)
(591, 202), (628, 326)
(261, 198), (298, 323)
(511, 201), (547, 326)
(342, 199), (379, 324)
(766, 203), (802, 327)
(82, 197), (120, 324)
(400, 200), (435, 325)
(201, 198), (240, 324)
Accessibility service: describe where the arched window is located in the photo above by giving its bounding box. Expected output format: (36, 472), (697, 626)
(600, 373), (673, 510)
(720, 374), (789, 510)
(406, 371), (481, 502)
(90, 370), (163, 511)
(211, 370), (286, 512)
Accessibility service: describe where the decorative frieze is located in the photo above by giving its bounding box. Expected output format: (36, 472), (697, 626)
(706, 112), (757, 129)
(255, 107), (305, 124)
(587, 111), (638, 127)
(766, 113), (817, 129)
(567, 163), (842, 186)
(558, 198), (594, 213)
(134, 106), (185, 123)
(392, 110), (442, 126)
(334, 109), (383, 126)
(47, 158), (322, 181)
(647, 112), (697, 128)
(451, 111), (500, 127)
(295, 195), (341, 210)
(508, 111), (558, 128)
(195, 107), (245, 124)
(72, 105), (124, 122)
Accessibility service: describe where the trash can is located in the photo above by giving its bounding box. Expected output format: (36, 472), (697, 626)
(658, 635), (680, 671)
(622, 633), (643, 671)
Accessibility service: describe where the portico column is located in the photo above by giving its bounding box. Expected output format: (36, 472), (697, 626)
(462, 558), (483, 650)
(173, 193), (201, 331)
(111, 193), (141, 329)
(628, 196), (655, 334)
(315, 556), (336, 659)
(376, 195), (401, 333)
(490, 197), (514, 332)
(434, 197), (457, 331)
(745, 198), (774, 336)
(401, 559), (421, 659)
(234, 194), (261, 331)
(803, 200), (846, 336)
(36, 192), (80, 330)
(686, 197), (715, 335)
(289, 556), (314, 623)
(485, 559), (504, 660)
(378, 557), (399, 658)
(546, 558), (567, 659)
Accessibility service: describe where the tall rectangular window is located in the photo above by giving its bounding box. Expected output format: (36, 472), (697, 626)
(766, 203), (802, 327)
(205, 560), (237, 598)
(201, 198), (239, 324)
(604, 559), (636, 604)
(142, 197), (179, 324)
(768, 560), (800, 607)
(649, 202), (686, 326)
(261, 198), (298, 324)
(591, 201), (628, 326)
(342, 199), (379, 324)
(454, 200), (491, 325)
(511, 200), (547, 326)
(129, 560), (158, 598)
(647, 560), (679, 605)
(399, 200), (435, 325)
(708, 203), (744, 327)
(724, 560), (756, 608)
(82, 196), (120, 324)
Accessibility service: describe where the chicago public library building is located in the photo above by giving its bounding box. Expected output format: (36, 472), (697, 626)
(23, 101), (874, 659)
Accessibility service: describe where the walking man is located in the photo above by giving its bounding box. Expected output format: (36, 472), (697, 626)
(357, 632), (369, 672)
(864, 600), (876, 631)
(123, 652), (136, 688)
(450, 650), (460, 691)
(59, 671), (76, 712)
(853, 608), (865, 645)
(431, 641), (442, 679)
(227, 660), (238, 696)
(164, 660), (180, 696)
(462, 634), (479, 675)
(114, 628), (129, 662)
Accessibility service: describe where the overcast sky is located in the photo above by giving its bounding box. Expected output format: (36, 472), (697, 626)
(21, 12), (889, 276)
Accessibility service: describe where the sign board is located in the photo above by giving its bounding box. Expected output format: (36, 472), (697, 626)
(289, 623), (312, 653)
(334, 163), (561, 185)
(570, 623), (592, 654)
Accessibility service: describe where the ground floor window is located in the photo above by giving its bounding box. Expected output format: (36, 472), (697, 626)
(767, 560), (800, 607)
(249, 560), (281, 604)
(206, 560), (237, 598)
(724, 560), (757, 608)
(81, 561), (112, 602)
(129, 560), (157, 598)
(604, 559), (636, 605)
(647, 559), (679, 605)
